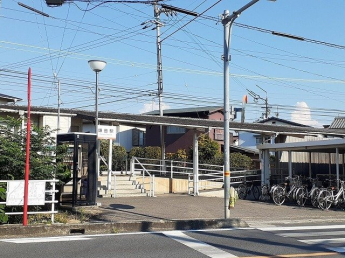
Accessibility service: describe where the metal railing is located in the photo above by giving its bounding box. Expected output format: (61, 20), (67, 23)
(130, 157), (261, 194)
(0, 179), (59, 223)
(131, 157), (155, 197)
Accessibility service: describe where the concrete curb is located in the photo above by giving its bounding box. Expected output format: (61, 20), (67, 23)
(0, 219), (248, 239)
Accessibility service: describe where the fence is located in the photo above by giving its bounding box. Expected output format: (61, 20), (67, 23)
(0, 179), (59, 223)
(130, 157), (261, 194)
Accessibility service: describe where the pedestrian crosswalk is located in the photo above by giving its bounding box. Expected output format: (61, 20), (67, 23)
(258, 225), (345, 254)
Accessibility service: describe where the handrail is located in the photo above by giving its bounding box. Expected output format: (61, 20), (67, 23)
(132, 157), (155, 197)
(131, 156), (260, 194)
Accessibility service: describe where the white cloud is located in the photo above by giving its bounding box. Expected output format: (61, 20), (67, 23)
(139, 101), (170, 114)
(291, 101), (322, 127)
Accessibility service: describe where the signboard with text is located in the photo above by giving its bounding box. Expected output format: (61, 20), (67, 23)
(6, 180), (46, 206)
(98, 125), (116, 140)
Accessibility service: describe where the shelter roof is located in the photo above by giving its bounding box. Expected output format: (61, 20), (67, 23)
(257, 138), (345, 154)
(1, 105), (345, 137)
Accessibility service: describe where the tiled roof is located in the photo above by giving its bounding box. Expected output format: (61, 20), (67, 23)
(329, 117), (345, 129)
(258, 117), (309, 127)
(0, 93), (22, 102)
(144, 106), (223, 115)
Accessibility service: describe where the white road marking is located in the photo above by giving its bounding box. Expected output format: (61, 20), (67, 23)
(1, 236), (93, 243)
(163, 230), (238, 258)
(278, 231), (345, 238)
(258, 224), (345, 232)
(300, 237), (345, 244)
(327, 246), (345, 253)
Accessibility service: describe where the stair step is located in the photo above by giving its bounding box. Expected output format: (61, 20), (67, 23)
(116, 188), (145, 194)
(115, 193), (148, 197)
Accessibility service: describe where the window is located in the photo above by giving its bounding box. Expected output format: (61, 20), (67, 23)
(167, 126), (186, 134)
(255, 135), (271, 144)
(214, 129), (224, 141)
(132, 129), (145, 146)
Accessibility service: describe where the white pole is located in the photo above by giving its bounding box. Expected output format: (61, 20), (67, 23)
(193, 130), (199, 196)
(336, 147), (339, 188)
(107, 139), (113, 193)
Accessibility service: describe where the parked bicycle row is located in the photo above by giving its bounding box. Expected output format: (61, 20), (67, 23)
(236, 176), (345, 211)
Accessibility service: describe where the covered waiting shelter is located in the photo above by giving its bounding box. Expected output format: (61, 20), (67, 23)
(257, 138), (345, 187)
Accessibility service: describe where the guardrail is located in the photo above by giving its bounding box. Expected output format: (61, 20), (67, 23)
(0, 179), (59, 223)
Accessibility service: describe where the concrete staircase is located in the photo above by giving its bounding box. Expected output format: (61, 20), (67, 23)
(98, 174), (147, 198)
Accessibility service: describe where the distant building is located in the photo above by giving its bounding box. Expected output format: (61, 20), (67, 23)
(0, 93), (22, 104)
(144, 106), (229, 153)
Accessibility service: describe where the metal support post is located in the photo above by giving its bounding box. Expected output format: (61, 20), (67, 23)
(57, 79), (61, 134)
(95, 71), (100, 178)
(288, 151), (292, 178)
(107, 139), (113, 193)
(336, 147), (339, 188)
(193, 130), (199, 196)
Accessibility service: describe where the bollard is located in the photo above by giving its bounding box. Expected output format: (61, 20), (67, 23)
(228, 186), (236, 209)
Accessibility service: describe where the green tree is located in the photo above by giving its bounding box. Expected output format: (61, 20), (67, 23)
(198, 134), (220, 162)
(0, 186), (8, 224)
(100, 140), (127, 171)
(128, 146), (145, 159)
(230, 152), (253, 169)
(0, 116), (68, 182)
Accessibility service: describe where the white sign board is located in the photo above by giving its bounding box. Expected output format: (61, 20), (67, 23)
(98, 125), (116, 140)
(6, 180), (46, 206)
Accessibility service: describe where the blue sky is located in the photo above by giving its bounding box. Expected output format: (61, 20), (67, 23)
(1, 0), (345, 127)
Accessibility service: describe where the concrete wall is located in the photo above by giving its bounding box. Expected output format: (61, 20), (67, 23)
(136, 177), (223, 195)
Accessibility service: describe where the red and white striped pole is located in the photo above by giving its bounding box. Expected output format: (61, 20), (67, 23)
(23, 67), (31, 226)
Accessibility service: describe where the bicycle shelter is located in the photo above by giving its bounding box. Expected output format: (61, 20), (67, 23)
(258, 138), (345, 187)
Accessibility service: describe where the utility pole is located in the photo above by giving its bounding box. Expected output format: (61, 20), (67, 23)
(247, 85), (271, 120)
(54, 73), (61, 134)
(256, 84), (270, 119)
(154, 1), (165, 164)
(57, 79), (61, 134)
(222, 0), (266, 220)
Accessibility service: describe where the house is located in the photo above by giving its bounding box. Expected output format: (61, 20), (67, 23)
(144, 106), (233, 154)
(0, 104), (145, 152)
(238, 117), (310, 149)
(0, 93), (22, 105)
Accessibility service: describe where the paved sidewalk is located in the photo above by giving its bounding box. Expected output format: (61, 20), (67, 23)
(95, 193), (345, 227)
(1, 193), (345, 238)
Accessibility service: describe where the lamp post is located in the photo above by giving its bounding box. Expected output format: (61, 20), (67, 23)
(88, 60), (107, 183)
(222, 0), (275, 219)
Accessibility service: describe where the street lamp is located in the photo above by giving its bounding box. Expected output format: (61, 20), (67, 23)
(222, 0), (275, 219)
(88, 60), (107, 181)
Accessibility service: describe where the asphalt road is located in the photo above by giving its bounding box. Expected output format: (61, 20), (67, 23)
(1, 224), (345, 258)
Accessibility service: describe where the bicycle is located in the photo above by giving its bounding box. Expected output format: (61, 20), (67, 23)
(317, 180), (345, 210)
(237, 180), (260, 200)
(272, 176), (301, 205)
(295, 177), (320, 207)
(259, 184), (270, 201)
